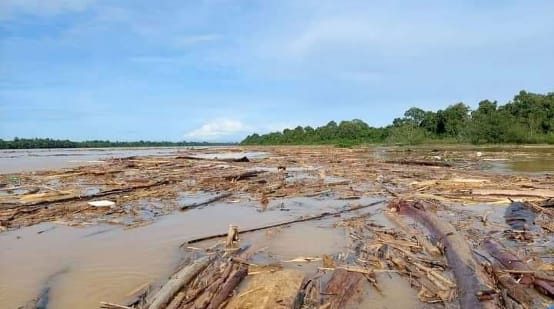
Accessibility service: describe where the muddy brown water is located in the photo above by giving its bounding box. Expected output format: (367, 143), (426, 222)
(0, 196), (387, 309)
(2, 146), (554, 308)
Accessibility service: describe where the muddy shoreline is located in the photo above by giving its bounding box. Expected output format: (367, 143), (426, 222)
(1, 146), (553, 308)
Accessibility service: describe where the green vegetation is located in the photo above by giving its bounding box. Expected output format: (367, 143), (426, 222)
(0, 138), (233, 149)
(241, 90), (554, 146)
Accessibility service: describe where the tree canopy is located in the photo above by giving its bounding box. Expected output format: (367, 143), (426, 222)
(241, 90), (554, 146)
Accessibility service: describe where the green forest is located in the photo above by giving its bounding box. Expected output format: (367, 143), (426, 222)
(0, 139), (231, 149)
(241, 90), (554, 146)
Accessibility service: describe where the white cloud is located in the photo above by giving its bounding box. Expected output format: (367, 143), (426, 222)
(185, 119), (250, 141)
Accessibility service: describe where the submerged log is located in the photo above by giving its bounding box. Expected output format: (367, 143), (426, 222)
(147, 255), (212, 309)
(321, 268), (366, 309)
(483, 239), (534, 285)
(389, 200), (496, 309)
(484, 238), (554, 297)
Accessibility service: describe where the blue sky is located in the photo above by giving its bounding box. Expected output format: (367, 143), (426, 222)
(1, 0), (553, 142)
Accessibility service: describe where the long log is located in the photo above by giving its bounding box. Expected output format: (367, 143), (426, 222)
(180, 192), (232, 210)
(390, 200), (496, 309)
(384, 159), (452, 167)
(147, 256), (212, 309)
(182, 199), (385, 245)
(176, 155), (250, 162)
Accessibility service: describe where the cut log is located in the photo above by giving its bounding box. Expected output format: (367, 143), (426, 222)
(147, 256), (212, 309)
(389, 200), (497, 309)
(225, 225), (239, 249)
(226, 269), (305, 309)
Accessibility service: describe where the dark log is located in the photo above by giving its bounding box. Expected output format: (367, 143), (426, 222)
(484, 238), (554, 297)
(321, 268), (365, 309)
(206, 265), (248, 309)
(384, 159), (452, 167)
(483, 238), (533, 285)
(180, 192), (232, 210)
(389, 200), (496, 309)
(223, 170), (264, 181)
(490, 265), (534, 309)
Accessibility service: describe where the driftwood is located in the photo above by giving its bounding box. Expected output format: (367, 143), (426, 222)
(207, 265), (248, 309)
(183, 199), (385, 245)
(223, 170), (265, 181)
(180, 192), (232, 210)
(390, 200), (496, 309)
(471, 189), (554, 199)
(321, 268), (365, 309)
(385, 159), (452, 167)
(20, 179), (176, 207)
(488, 265), (534, 309)
(484, 238), (554, 297)
(147, 255), (212, 309)
(177, 155), (250, 162)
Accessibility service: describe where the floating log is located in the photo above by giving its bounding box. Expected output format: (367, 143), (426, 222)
(180, 192), (232, 210)
(390, 200), (496, 309)
(321, 268), (365, 309)
(484, 238), (554, 297)
(471, 189), (554, 199)
(176, 155), (250, 162)
(489, 265), (534, 309)
(147, 255), (212, 309)
(385, 159), (452, 167)
(183, 199), (385, 245)
(224, 170), (265, 181)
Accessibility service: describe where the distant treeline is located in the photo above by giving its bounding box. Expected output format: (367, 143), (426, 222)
(0, 138), (234, 149)
(241, 90), (554, 146)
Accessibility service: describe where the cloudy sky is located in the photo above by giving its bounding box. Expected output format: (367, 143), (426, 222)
(1, 0), (553, 142)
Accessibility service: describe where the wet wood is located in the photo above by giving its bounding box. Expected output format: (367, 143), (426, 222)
(207, 265), (248, 309)
(184, 199), (385, 245)
(390, 200), (496, 309)
(321, 268), (366, 309)
(385, 159), (452, 167)
(147, 255), (212, 309)
(483, 238), (534, 285)
(180, 192), (232, 210)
